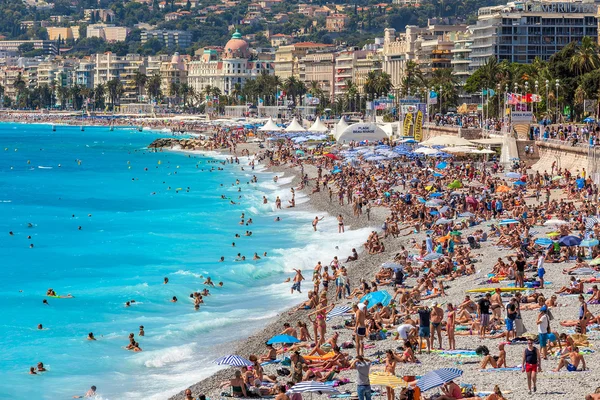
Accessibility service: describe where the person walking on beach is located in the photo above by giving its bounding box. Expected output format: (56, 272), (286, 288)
(350, 355), (371, 400)
(337, 215), (345, 233)
(537, 305), (550, 360)
(291, 269), (304, 294)
(522, 338), (541, 394)
(354, 303), (366, 357)
(478, 293), (492, 338)
(312, 216), (324, 231)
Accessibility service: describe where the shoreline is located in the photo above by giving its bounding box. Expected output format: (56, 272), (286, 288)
(167, 146), (388, 400)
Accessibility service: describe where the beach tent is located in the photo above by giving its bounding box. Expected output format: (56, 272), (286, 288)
(336, 123), (389, 142)
(308, 117), (329, 132)
(420, 135), (475, 147)
(414, 147), (439, 155)
(333, 118), (350, 139)
(258, 117), (282, 132)
(284, 117), (306, 132)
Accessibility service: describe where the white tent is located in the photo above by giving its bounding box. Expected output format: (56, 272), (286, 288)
(420, 135), (475, 147)
(336, 123), (389, 142)
(441, 146), (475, 154)
(333, 118), (349, 139)
(414, 147), (440, 155)
(284, 117), (306, 132)
(308, 117), (329, 132)
(258, 117), (282, 132)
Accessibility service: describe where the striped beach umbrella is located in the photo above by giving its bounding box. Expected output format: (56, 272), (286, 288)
(326, 305), (352, 321)
(288, 381), (340, 394)
(499, 219), (519, 225)
(416, 368), (463, 392)
(213, 355), (253, 367)
(586, 217), (599, 230)
(369, 373), (408, 388)
(580, 239), (599, 247)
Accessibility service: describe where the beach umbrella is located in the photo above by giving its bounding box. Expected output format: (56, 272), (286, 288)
(429, 192), (443, 198)
(499, 219), (519, 225)
(267, 334), (301, 345)
(369, 373), (408, 388)
(417, 368), (463, 392)
(559, 235), (582, 247)
(430, 210), (439, 216)
(552, 175), (563, 181)
(425, 200), (443, 207)
(213, 355), (253, 367)
(423, 253), (444, 261)
(505, 172), (521, 179)
(433, 172), (444, 177)
(544, 219), (569, 226)
(547, 232), (560, 237)
(324, 153), (339, 160)
(496, 185), (510, 193)
(437, 234), (451, 243)
(436, 162), (447, 169)
(513, 181), (526, 186)
(295, 150), (305, 155)
(535, 238), (553, 246)
(584, 117), (595, 123)
(360, 290), (392, 307)
(382, 262), (402, 269)
(288, 381), (340, 395)
(332, 168), (342, 174)
(465, 196), (477, 205)
(326, 305), (352, 321)
(458, 212), (475, 217)
(435, 218), (453, 225)
(580, 239), (599, 247)
(447, 180), (462, 189)
(586, 217), (599, 230)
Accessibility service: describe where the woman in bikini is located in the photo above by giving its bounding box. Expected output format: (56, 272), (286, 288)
(337, 214), (344, 233)
(383, 349), (401, 400)
(446, 303), (456, 350)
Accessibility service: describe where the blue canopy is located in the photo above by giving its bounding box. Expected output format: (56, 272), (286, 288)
(584, 117), (595, 123)
(559, 235), (582, 247)
(429, 193), (443, 198)
(267, 334), (301, 344)
(417, 368), (463, 392)
(436, 162), (447, 169)
(359, 290), (392, 308)
(535, 238), (553, 246)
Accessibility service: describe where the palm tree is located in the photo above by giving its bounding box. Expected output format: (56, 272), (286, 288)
(283, 76), (306, 107)
(364, 71), (378, 101)
(430, 68), (459, 113)
(94, 83), (105, 110)
(231, 83), (242, 105)
(178, 83), (193, 109)
(133, 71), (148, 100)
(570, 36), (599, 76)
(106, 78), (124, 110)
(401, 61), (425, 97)
(56, 86), (69, 110)
(375, 72), (392, 97)
(146, 75), (162, 102)
(344, 80), (358, 112)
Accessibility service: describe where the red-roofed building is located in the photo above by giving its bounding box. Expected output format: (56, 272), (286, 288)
(326, 14), (349, 32)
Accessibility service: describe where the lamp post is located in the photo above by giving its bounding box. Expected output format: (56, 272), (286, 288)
(545, 79), (549, 116)
(504, 84), (508, 130)
(534, 80), (539, 117)
(555, 79), (560, 123)
(497, 83), (501, 120)
(439, 86), (443, 115)
(524, 81), (529, 112)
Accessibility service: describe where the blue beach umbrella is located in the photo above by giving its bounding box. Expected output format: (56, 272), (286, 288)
(505, 172), (521, 179)
(267, 334), (301, 344)
(436, 162), (447, 169)
(214, 355), (253, 367)
(429, 193), (444, 198)
(360, 290), (392, 308)
(288, 381), (340, 395)
(584, 117), (595, 123)
(417, 368), (463, 392)
(559, 235), (582, 247)
(458, 212), (475, 217)
(513, 181), (526, 186)
(433, 173), (444, 177)
(499, 219), (519, 225)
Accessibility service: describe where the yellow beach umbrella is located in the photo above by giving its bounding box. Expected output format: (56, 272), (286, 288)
(369, 373), (408, 388)
(547, 232), (560, 237)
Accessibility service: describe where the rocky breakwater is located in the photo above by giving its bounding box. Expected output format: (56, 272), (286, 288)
(148, 137), (210, 150)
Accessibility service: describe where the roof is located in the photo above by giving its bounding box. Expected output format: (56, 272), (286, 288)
(293, 42), (331, 48)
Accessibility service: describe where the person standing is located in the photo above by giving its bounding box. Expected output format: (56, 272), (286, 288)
(477, 293), (492, 338)
(446, 303), (456, 350)
(515, 255), (526, 288)
(505, 297), (517, 341)
(522, 338), (541, 394)
(430, 301), (444, 350)
(417, 305), (431, 354)
(537, 305), (550, 360)
(354, 303), (366, 357)
(351, 355), (372, 400)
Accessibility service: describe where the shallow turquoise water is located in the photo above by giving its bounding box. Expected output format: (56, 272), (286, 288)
(0, 123), (369, 400)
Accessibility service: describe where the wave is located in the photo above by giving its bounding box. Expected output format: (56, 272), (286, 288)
(137, 343), (196, 368)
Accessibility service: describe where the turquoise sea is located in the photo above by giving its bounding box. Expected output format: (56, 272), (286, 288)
(0, 123), (370, 400)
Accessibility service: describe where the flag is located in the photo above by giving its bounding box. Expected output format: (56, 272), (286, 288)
(531, 94), (542, 103)
(258, 97), (264, 105)
(414, 110), (423, 142)
(403, 112), (413, 137)
(429, 90), (438, 105)
(482, 89), (487, 95)
(524, 93), (532, 103)
(488, 89), (496, 96)
(507, 93), (518, 105)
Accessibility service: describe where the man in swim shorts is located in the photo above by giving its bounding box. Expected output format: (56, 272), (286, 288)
(417, 305), (431, 353)
(354, 303), (366, 357)
(553, 347), (587, 372)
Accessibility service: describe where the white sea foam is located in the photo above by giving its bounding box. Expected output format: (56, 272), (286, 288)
(137, 343), (196, 368)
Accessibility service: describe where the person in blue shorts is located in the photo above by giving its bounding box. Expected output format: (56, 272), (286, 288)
(417, 306), (431, 354)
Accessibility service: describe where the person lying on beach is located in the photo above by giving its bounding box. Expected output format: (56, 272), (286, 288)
(555, 276), (583, 294)
(553, 346), (587, 372)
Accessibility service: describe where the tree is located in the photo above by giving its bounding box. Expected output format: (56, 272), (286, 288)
(283, 76), (306, 107)
(400, 61), (424, 97)
(106, 78), (124, 110)
(146, 74), (162, 101)
(570, 36), (599, 76)
(133, 71), (147, 100)
(94, 83), (106, 110)
(430, 68), (459, 113)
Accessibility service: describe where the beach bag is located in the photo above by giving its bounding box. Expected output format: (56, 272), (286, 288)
(276, 367), (290, 376)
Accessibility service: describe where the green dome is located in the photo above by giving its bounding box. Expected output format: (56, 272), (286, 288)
(231, 30), (242, 40)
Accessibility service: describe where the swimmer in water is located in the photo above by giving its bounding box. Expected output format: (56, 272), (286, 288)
(88, 332), (96, 340)
(232, 242), (235, 247)
(253, 253), (261, 260)
(164, 277), (169, 284)
(204, 277), (215, 286)
(42, 299), (49, 305)
(125, 301), (131, 307)
(139, 326), (145, 336)
(37, 362), (46, 372)
(132, 342), (142, 352)
(275, 217), (280, 221)
(235, 234), (240, 238)
(29, 367), (37, 375)
(219, 256), (225, 262)
(263, 252), (267, 257)
(218, 282), (223, 287)
(30, 244), (34, 248)
(38, 324), (43, 330)
(247, 218), (253, 224)
(73, 385), (97, 398)
(9, 231), (13, 236)
(312, 216), (325, 231)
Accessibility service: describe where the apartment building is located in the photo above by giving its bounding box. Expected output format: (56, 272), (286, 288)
(141, 30), (193, 49)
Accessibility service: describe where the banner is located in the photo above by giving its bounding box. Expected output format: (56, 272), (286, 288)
(428, 91), (438, 105)
(414, 110), (423, 142)
(511, 111), (533, 123)
(403, 112), (413, 137)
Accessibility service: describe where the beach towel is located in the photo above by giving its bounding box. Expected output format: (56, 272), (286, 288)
(303, 352), (335, 361)
(261, 360), (282, 366)
(479, 366), (521, 372)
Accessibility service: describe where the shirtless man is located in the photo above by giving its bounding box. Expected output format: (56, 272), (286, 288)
(491, 288), (503, 321)
(430, 301), (444, 350)
(281, 322), (298, 338)
(553, 347), (587, 372)
(354, 303), (366, 357)
(291, 269), (305, 294)
(312, 216), (324, 231)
